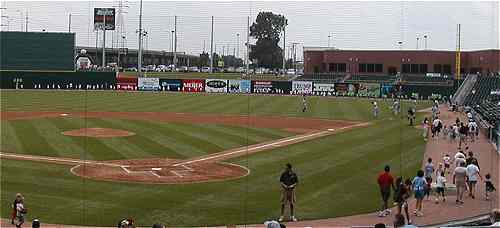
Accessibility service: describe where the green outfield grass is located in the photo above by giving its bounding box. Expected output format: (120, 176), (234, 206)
(0, 90), (430, 226)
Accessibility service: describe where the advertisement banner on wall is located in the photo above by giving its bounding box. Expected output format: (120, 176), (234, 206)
(182, 79), (205, 92)
(292, 81), (313, 95)
(272, 81), (292, 94)
(357, 83), (380, 97)
(381, 84), (395, 97)
(159, 79), (182, 91)
(252, 81), (273, 94)
(313, 83), (335, 95)
(205, 79), (228, 93)
(116, 77), (137, 90)
(228, 80), (251, 93)
(138, 77), (160, 91)
(347, 83), (359, 96)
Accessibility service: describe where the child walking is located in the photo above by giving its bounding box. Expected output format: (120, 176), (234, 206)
(435, 172), (446, 203)
(485, 173), (496, 201)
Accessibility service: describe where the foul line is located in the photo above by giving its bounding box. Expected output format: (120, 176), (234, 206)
(174, 122), (368, 166)
(0, 152), (123, 167)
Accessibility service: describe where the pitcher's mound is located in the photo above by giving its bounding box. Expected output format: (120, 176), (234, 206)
(62, 128), (135, 138)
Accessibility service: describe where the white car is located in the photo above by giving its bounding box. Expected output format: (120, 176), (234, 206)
(188, 66), (199, 72)
(201, 67), (210, 73)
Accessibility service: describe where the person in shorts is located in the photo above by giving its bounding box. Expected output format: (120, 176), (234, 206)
(466, 162), (482, 199)
(435, 172), (446, 203)
(279, 163), (298, 222)
(453, 161), (467, 204)
(377, 165), (395, 217)
(443, 154), (451, 174)
(423, 158), (434, 200)
(412, 170), (427, 217)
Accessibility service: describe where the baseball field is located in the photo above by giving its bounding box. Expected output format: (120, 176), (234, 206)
(1, 90), (430, 227)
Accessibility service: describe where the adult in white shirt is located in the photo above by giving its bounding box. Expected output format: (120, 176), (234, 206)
(466, 163), (482, 199)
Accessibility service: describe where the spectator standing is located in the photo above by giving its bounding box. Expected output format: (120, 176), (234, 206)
(466, 162), (482, 199)
(279, 163), (299, 222)
(377, 165), (395, 217)
(453, 162), (467, 204)
(435, 172), (447, 203)
(422, 118), (430, 141)
(411, 170), (427, 217)
(424, 158), (435, 200)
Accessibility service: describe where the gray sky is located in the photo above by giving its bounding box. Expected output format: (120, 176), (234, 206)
(1, 1), (498, 59)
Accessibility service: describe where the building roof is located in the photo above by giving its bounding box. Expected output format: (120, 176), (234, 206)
(303, 47), (500, 53)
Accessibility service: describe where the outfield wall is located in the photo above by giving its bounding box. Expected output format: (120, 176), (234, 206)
(0, 71), (458, 99)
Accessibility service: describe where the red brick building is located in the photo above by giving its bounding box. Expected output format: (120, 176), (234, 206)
(303, 48), (500, 76)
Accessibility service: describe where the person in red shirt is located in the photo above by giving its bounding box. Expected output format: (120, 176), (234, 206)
(377, 165), (395, 217)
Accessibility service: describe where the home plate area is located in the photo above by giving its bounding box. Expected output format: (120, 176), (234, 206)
(71, 158), (249, 184)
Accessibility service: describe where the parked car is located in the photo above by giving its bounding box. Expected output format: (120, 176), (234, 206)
(286, 69), (296, 75)
(201, 67), (210, 73)
(125, 67), (137, 72)
(179, 66), (188, 72)
(188, 66), (199, 72)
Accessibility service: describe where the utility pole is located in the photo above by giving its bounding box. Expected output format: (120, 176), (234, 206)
(246, 16), (249, 75)
(68, 13), (71, 33)
(173, 15), (177, 69)
(236, 33), (240, 59)
(24, 10), (27, 32)
(424, 35), (428, 50)
(210, 16), (214, 73)
(137, 0), (143, 73)
(455, 24), (461, 80)
(102, 9), (106, 67)
(292, 42), (299, 75)
(282, 25), (286, 75)
(416, 36), (419, 49)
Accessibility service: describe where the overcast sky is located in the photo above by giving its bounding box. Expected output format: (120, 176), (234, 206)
(1, 1), (498, 59)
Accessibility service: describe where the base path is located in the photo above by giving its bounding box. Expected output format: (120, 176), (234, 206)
(0, 111), (369, 184)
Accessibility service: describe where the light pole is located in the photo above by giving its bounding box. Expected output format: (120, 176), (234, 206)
(416, 36), (420, 50)
(328, 33), (333, 48)
(423, 35), (428, 49)
(137, 0), (143, 73)
(171, 30), (174, 66)
(236, 33), (240, 59)
(397, 41), (403, 50)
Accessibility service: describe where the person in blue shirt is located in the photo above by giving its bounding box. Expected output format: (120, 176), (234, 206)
(412, 170), (428, 217)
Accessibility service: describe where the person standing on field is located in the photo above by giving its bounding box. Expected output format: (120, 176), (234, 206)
(377, 165), (395, 217)
(279, 163), (298, 222)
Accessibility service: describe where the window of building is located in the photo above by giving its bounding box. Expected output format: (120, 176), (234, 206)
(410, 64), (419, 73)
(443, 64), (451, 74)
(359, 63), (383, 73)
(329, 63), (336, 72)
(419, 64), (428, 74)
(328, 63), (347, 72)
(314, 66), (320, 73)
(433, 64), (442, 73)
(367, 64), (375, 73)
(402, 64), (410, 73)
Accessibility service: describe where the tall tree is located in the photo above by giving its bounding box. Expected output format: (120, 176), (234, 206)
(249, 12), (287, 69)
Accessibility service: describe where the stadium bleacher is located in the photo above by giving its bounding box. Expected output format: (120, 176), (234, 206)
(464, 75), (500, 106)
